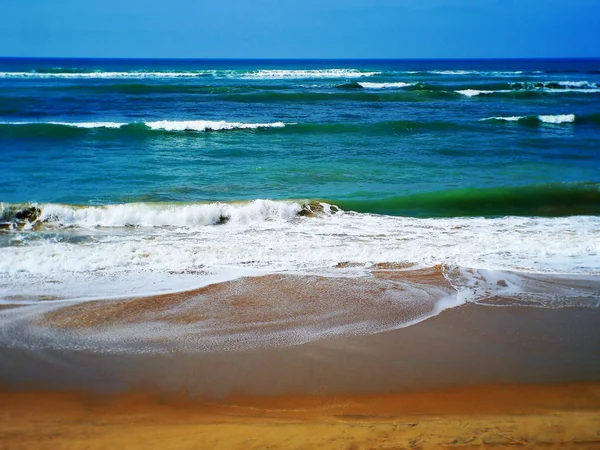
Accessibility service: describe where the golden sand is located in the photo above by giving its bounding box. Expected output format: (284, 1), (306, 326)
(1, 383), (600, 449)
(2, 270), (600, 449)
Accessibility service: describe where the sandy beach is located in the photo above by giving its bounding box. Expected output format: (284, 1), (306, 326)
(1, 273), (600, 448)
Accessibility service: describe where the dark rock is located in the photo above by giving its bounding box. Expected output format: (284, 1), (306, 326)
(15, 206), (41, 222)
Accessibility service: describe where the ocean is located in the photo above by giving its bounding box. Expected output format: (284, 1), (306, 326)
(1, 58), (599, 351)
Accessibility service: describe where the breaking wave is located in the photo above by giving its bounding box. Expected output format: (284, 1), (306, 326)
(0, 120), (290, 136)
(0, 200), (342, 231)
(480, 113), (600, 125)
(0, 68), (380, 80)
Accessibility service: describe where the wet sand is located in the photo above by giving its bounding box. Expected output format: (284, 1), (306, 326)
(1, 272), (600, 448)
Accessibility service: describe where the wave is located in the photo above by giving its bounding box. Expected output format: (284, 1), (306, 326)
(0, 200), (341, 230)
(5, 80), (598, 103)
(357, 81), (413, 89)
(144, 120), (287, 132)
(2, 184), (599, 233)
(214, 90), (461, 103)
(0, 69), (380, 80)
(482, 114), (573, 124)
(1, 199), (599, 307)
(456, 89), (504, 97)
(480, 113), (600, 125)
(4, 114), (600, 140)
(0, 71), (215, 79)
(330, 183), (600, 218)
(334, 81), (414, 89)
(0, 120), (290, 137)
(455, 80), (600, 97)
(0, 119), (473, 140)
(48, 83), (294, 95)
(429, 70), (480, 76)
(238, 69), (380, 79)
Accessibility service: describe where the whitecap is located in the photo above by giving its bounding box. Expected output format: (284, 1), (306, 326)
(144, 120), (287, 132)
(357, 82), (413, 89)
(538, 114), (576, 124)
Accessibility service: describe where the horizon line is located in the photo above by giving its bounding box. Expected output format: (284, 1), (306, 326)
(1, 56), (599, 61)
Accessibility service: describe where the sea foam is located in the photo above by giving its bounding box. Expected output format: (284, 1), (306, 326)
(0, 69), (380, 80)
(456, 89), (497, 97)
(18, 200), (304, 229)
(357, 82), (413, 89)
(237, 69), (380, 79)
(1, 120), (290, 132)
(538, 114), (576, 124)
(145, 120), (287, 132)
(1, 204), (599, 300)
(481, 114), (576, 124)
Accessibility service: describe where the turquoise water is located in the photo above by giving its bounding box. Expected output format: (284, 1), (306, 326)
(1, 58), (599, 304)
(1, 58), (599, 216)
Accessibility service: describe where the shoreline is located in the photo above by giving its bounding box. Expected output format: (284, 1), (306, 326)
(1, 278), (600, 448)
(2, 299), (600, 395)
(3, 301), (600, 390)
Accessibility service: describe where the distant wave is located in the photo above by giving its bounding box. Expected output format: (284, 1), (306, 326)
(357, 82), (413, 89)
(4, 66), (600, 81)
(455, 80), (600, 97)
(4, 78), (597, 102)
(213, 90), (460, 103)
(3, 114), (600, 139)
(0, 119), (471, 139)
(480, 113), (592, 125)
(144, 120), (287, 132)
(0, 69), (380, 80)
(0, 71), (215, 79)
(335, 81), (414, 89)
(456, 89), (505, 97)
(429, 70), (481, 76)
(238, 69), (380, 79)
(0, 120), (289, 134)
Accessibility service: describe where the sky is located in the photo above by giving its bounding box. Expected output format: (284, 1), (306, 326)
(1, 0), (599, 59)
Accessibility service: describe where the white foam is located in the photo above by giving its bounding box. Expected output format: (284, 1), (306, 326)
(0, 120), (289, 131)
(1, 121), (127, 128)
(480, 114), (576, 124)
(539, 114), (576, 124)
(34, 200), (302, 228)
(238, 69), (380, 79)
(480, 116), (524, 122)
(557, 81), (598, 89)
(357, 82), (413, 89)
(1, 205), (599, 302)
(429, 70), (524, 76)
(145, 120), (287, 132)
(456, 89), (495, 97)
(546, 88), (600, 94)
(430, 70), (474, 75)
(0, 69), (380, 80)
(0, 71), (216, 79)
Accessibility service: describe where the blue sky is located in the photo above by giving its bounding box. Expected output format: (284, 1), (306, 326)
(1, 0), (599, 58)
